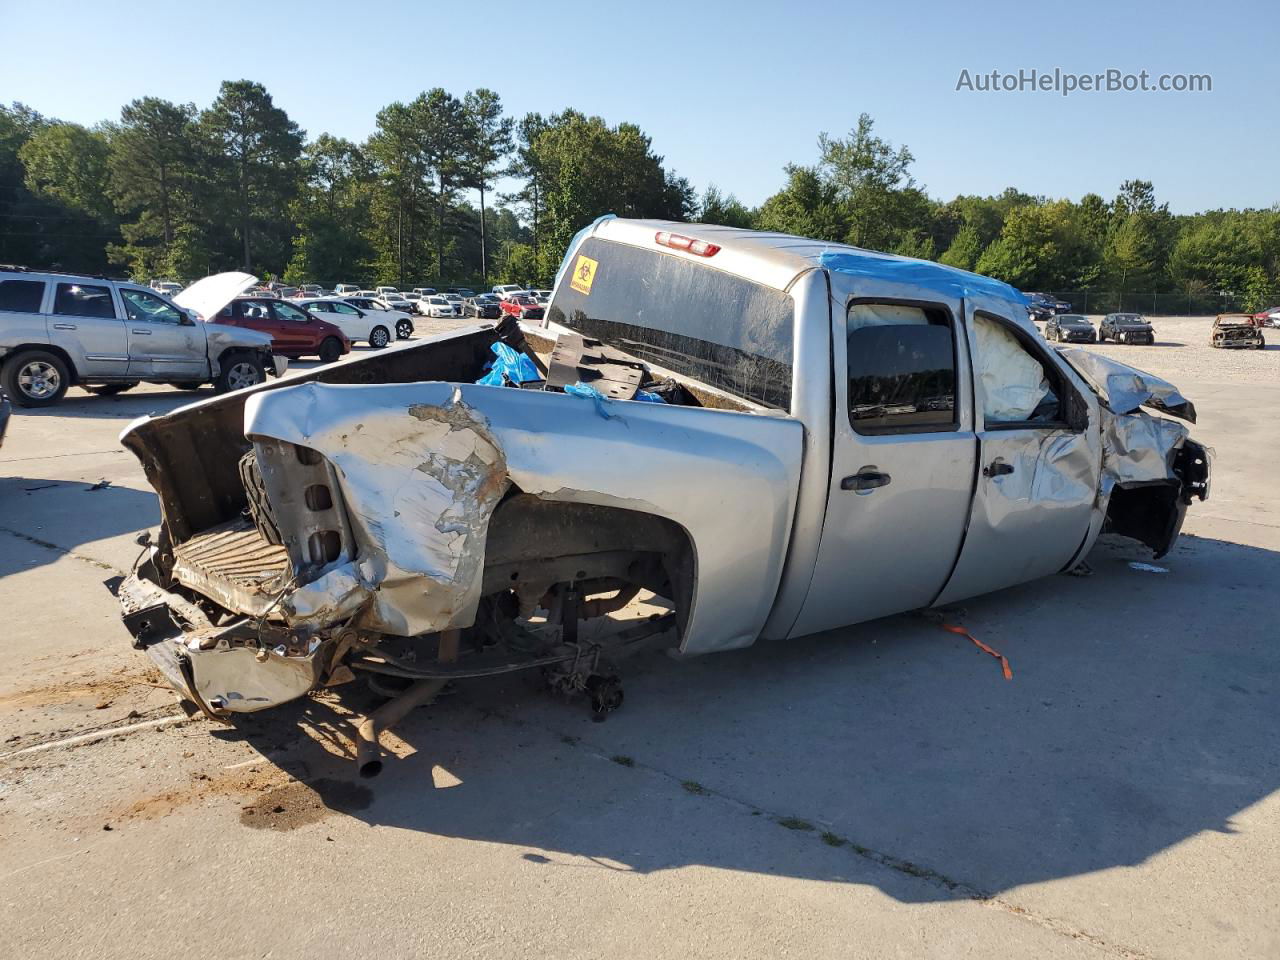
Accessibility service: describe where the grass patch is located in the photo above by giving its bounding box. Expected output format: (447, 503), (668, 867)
(820, 831), (845, 847)
(681, 780), (709, 796)
(610, 754), (635, 767)
(776, 816), (814, 831)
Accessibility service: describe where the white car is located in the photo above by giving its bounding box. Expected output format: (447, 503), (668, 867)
(528, 288), (551, 305)
(411, 287), (436, 297)
(375, 286), (400, 298)
(296, 298), (395, 348)
(491, 284), (525, 300)
(381, 292), (415, 312)
(420, 295), (459, 318)
(333, 283), (361, 295)
(341, 296), (416, 340)
(440, 293), (464, 312)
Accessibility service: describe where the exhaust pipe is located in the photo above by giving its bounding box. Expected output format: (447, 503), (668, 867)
(354, 678), (447, 778)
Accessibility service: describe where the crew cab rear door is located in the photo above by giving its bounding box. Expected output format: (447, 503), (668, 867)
(933, 300), (1098, 605)
(788, 284), (977, 637)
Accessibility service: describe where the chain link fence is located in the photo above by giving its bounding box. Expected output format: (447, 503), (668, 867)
(1041, 291), (1251, 317)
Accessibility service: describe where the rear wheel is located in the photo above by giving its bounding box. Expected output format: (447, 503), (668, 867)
(84, 382), (138, 396)
(2, 350), (70, 407)
(171, 382), (204, 391)
(215, 353), (266, 393)
(369, 325), (391, 348)
(318, 337), (343, 363)
(396, 319), (413, 339)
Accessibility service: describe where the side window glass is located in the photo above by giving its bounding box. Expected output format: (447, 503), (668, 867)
(53, 283), (116, 319)
(333, 303), (357, 315)
(973, 313), (1062, 426)
(0, 279), (45, 312)
(121, 288), (183, 324)
(846, 303), (957, 433)
(274, 302), (310, 322)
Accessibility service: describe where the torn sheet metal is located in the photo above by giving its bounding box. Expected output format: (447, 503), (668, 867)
(245, 380), (805, 656)
(1058, 348), (1196, 423)
(1097, 406), (1190, 492)
(244, 383), (510, 637)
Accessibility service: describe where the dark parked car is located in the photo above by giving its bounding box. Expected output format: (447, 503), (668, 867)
(1098, 313), (1155, 345)
(1045, 313), (1097, 343)
(465, 296), (502, 319)
(1210, 314), (1265, 349)
(216, 297), (351, 362)
(0, 388), (9, 447)
(1025, 292), (1070, 321)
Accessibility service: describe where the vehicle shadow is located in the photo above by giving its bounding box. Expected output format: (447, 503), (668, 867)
(0, 476), (159, 574)
(218, 530), (1280, 902)
(6, 386), (215, 423)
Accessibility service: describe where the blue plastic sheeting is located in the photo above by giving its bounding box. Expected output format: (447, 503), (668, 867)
(633, 389), (666, 403)
(818, 250), (1029, 312)
(554, 213), (617, 292)
(564, 381), (623, 421)
(476, 342), (541, 387)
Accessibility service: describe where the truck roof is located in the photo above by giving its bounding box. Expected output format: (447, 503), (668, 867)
(590, 218), (1028, 313)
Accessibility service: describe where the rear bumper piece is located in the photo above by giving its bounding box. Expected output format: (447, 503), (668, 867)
(117, 572), (324, 716)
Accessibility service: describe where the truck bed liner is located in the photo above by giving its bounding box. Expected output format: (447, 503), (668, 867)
(171, 517), (291, 617)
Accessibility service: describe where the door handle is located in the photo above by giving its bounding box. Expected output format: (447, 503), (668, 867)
(983, 460), (1015, 478)
(52, 323), (77, 330)
(841, 470), (891, 492)
(131, 329), (152, 335)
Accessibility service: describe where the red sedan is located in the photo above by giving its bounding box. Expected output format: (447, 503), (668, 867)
(215, 297), (352, 362)
(499, 295), (545, 322)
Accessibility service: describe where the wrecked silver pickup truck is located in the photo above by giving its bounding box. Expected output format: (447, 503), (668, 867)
(115, 218), (1209, 774)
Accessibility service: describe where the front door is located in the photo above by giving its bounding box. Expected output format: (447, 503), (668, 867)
(120, 287), (206, 378)
(789, 291), (977, 637)
(49, 282), (128, 376)
(269, 300), (317, 354)
(934, 302), (1098, 605)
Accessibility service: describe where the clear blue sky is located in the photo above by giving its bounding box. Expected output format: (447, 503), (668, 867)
(2, 0), (1274, 214)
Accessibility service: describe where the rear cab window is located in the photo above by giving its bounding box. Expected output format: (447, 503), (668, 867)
(845, 302), (957, 433)
(0, 278), (46, 312)
(546, 236), (794, 409)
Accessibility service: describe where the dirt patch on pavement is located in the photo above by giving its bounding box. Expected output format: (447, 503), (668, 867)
(239, 778), (373, 831)
(0, 665), (166, 714)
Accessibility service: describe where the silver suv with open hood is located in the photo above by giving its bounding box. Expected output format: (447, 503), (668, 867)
(0, 268), (285, 406)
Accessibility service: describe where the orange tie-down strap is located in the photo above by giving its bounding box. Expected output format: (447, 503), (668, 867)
(941, 623), (1013, 680)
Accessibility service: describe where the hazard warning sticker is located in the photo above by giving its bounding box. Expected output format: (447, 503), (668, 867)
(569, 254), (598, 295)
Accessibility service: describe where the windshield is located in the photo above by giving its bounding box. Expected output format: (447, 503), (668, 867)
(546, 236), (794, 409)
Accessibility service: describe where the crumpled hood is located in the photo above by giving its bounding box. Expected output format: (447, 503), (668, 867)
(174, 272), (257, 322)
(1112, 320), (1152, 330)
(1057, 348), (1195, 423)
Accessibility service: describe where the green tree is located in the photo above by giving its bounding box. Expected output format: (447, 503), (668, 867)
(939, 224), (983, 270)
(699, 184), (754, 228)
(1105, 213), (1159, 309)
(976, 200), (1099, 290)
(20, 122), (114, 221)
(199, 80), (304, 271)
(462, 89), (513, 285)
(107, 97), (198, 276)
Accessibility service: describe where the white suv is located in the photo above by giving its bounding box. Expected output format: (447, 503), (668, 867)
(0, 268), (283, 407)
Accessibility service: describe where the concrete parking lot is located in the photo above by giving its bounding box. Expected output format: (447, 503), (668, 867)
(2, 317), (1277, 960)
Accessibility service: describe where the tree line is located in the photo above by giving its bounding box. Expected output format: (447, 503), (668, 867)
(2, 88), (1277, 312)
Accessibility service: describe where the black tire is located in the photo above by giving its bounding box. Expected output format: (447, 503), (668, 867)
(318, 337), (343, 363)
(214, 353), (266, 394)
(2, 349), (71, 408)
(369, 325), (391, 349)
(396, 319), (413, 339)
(171, 382), (204, 391)
(84, 382), (138, 396)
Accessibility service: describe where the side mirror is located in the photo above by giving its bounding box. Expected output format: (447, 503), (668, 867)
(181, 309), (197, 326)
